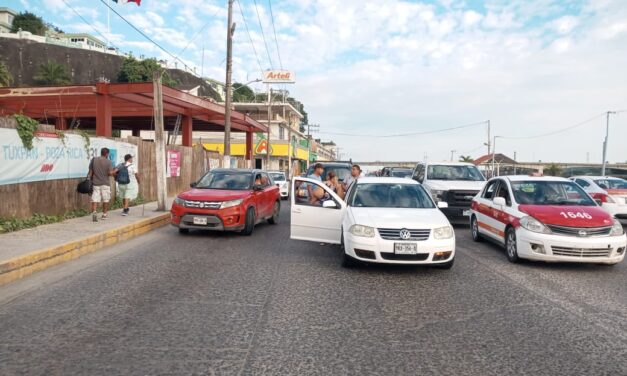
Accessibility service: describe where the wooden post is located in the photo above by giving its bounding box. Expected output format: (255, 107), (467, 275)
(153, 70), (168, 211)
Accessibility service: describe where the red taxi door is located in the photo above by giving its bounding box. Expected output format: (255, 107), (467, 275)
(474, 179), (510, 242)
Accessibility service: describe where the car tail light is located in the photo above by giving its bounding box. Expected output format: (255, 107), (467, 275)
(591, 193), (615, 204)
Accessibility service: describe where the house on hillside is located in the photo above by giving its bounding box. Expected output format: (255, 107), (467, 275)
(0, 7), (17, 33)
(59, 33), (107, 51)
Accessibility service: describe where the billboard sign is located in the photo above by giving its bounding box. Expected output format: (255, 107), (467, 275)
(263, 70), (295, 84)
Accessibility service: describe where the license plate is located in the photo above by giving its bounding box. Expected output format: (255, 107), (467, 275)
(193, 217), (208, 225)
(462, 210), (471, 217)
(394, 243), (418, 255)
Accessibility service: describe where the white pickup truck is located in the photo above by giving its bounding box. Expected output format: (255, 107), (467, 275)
(411, 162), (487, 223)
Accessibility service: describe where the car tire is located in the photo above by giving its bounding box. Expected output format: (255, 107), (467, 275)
(437, 257), (454, 269)
(471, 216), (483, 242)
(268, 201), (280, 225)
(241, 207), (255, 236)
(178, 228), (189, 234)
(505, 227), (520, 263)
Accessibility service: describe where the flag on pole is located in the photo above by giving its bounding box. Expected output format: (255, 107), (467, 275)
(112, 0), (141, 5)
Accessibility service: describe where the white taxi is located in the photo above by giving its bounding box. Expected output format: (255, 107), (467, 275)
(570, 176), (627, 224)
(291, 177), (455, 268)
(269, 171), (289, 199)
(470, 176), (626, 265)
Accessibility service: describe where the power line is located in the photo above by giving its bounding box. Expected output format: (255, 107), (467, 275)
(62, 0), (116, 49)
(98, 0), (193, 72)
(317, 120), (489, 138)
(500, 112), (606, 140)
(236, 0), (264, 75)
(252, 0), (274, 69)
(267, 0), (283, 69)
(173, 7), (222, 63)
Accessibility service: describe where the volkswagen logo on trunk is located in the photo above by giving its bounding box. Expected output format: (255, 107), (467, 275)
(399, 229), (411, 240)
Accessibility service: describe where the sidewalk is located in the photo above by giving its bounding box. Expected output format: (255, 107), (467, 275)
(0, 199), (173, 286)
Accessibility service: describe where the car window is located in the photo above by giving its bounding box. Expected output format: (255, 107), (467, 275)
(323, 166), (351, 181)
(261, 173), (271, 188)
(413, 164), (425, 182)
(270, 173), (286, 182)
(494, 180), (512, 205)
(594, 179), (627, 190)
(575, 178), (590, 188)
(349, 183), (435, 209)
(482, 180), (499, 199)
(427, 165), (485, 181)
(511, 181), (596, 206)
(391, 169), (412, 178)
(294, 178), (337, 207)
(196, 171), (252, 190)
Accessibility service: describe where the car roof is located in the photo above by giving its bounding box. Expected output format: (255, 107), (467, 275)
(571, 175), (621, 180)
(503, 175), (571, 182)
(423, 161), (476, 166)
(390, 167), (412, 170)
(357, 177), (419, 185)
(210, 168), (259, 174)
(267, 170), (286, 174)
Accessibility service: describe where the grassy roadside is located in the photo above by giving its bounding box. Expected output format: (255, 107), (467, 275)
(0, 195), (146, 234)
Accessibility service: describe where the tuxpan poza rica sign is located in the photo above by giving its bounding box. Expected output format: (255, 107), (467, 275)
(263, 70), (295, 84)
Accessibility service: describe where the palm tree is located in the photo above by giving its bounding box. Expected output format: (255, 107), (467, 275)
(34, 61), (71, 85)
(544, 163), (563, 176)
(458, 155), (474, 163)
(0, 61), (12, 87)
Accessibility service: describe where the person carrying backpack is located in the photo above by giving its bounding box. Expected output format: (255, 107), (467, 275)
(115, 154), (140, 216)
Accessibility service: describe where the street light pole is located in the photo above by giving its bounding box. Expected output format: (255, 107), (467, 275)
(450, 150), (456, 162)
(601, 111), (616, 176)
(223, 0), (235, 167)
(266, 85), (272, 170)
(491, 136), (502, 178)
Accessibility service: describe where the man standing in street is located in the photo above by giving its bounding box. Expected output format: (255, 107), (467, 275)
(343, 164), (362, 191)
(88, 148), (114, 222)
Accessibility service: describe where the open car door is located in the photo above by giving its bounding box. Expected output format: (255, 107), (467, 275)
(291, 177), (346, 244)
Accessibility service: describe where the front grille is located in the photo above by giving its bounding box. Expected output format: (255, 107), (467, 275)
(551, 246), (612, 258)
(380, 253), (430, 261)
(184, 200), (221, 209)
(615, 214), (627, 220)
(446, 190), (479, 207)
(377, 228), (430, 241)
(546, 225), (612, 237)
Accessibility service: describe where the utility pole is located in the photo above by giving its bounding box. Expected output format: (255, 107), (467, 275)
(601, 111), (616, 176)
(266, 85), (272, 169)
(153, 70), (167, 211)
(450, 150), (456, 162)
(486, 120), (491, 157)
(491, 136), (499, 178)
(223, 0), (235, 168)
(306, 123), (319, 168)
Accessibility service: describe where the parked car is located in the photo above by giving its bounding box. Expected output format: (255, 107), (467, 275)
(382, 167), (413, 178)
(303, 161), (353, 181)
(171, 169), (280, 235)
(470, 176), (626, 265)
(570, 176), (627, 224)
(411, 161), (486, 222)
(268, 170), (289, 200)
(290, 176), (455, 268)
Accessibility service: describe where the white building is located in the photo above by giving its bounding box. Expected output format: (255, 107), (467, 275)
(59, 33), (106, 51)
(0, 7), (17, 33)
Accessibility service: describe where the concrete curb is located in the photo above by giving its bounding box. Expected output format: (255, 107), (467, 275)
(0, 214), (171, 286)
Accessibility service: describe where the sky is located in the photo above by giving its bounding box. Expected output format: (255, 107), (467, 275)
(7, 0), (627, 163)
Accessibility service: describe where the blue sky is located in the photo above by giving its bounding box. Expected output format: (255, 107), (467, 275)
(6, 0), (627, 163)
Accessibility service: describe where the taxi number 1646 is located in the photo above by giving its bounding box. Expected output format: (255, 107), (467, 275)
(559, 211), (592, 219)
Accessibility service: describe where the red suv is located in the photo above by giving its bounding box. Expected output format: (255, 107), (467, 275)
(171, 169), (280, 235)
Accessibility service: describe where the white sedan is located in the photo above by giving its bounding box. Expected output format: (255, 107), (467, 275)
(570, 176), (627, 224)
(269, 171), (289, 199)
(290, 177), (455, 268)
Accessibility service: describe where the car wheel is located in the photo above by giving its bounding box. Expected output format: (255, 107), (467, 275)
(505, 227), (520, 263)
(471, 216), (483, 242)
(241, 207), (255, 236)
(178, 228), (189, 234)
(268, 201), (280, 225)
(437, 257), (454, 269)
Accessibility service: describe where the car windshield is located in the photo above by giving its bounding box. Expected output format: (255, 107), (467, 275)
(270, 173), (286, 181)
(391, 169), (412, 178)
(511, 181), (596, 206)
(350, 183), (435, 208)
(594, 178), (627, 190)
(196, 171), (251, 190)
(427, 165), (485, 181)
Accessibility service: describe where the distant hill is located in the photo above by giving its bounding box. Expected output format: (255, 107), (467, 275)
(0, 37), (221, 100)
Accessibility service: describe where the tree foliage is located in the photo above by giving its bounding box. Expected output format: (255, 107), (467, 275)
(11, 11), (47, 36)
(117, 57), (178, 87)
(0, 61), (13, 87)
(34, 61), (71, 85)
(544, 163), (563, 176)
(459, 155), (474, 162)
(232, 83), (255, 102)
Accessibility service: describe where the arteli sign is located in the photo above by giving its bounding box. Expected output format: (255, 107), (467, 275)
(0, 128), (137, 185)
(263, 70), (295, 84)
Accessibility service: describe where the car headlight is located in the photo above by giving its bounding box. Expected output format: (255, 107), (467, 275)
(174, 196), (186, 206)
(519, 216), (551, 234)
(610, 219), (624, 236)
(433, 226), (454, 239)
(349, 224), (376, 238)
(430, 190), (445, 202)
(220, 199), (243, 209)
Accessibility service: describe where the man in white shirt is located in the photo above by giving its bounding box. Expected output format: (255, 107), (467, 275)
(343, 164), (362, 191)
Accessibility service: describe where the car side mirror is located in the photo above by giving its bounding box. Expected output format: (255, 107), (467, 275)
(493, 197), (506, 206)
(322, 200), (338, 209)
(437, 201), (448, 209)
(190, 182), (197, 188)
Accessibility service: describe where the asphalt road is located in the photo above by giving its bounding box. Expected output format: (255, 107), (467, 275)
(1, 204), (626, 375)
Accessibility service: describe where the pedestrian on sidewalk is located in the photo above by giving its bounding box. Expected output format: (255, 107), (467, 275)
(115, 154), (140, 216)
(88, 148), (114, 222)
